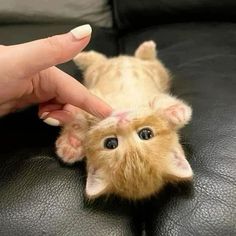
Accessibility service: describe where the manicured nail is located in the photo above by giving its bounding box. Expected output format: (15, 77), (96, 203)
(43, 117), (60, 126)
(70, 24), (92, 40)
(40, 112), (49, 119)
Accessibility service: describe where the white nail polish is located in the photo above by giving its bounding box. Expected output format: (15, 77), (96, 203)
(43, 117), (60, 126)
(40, 112), (49, 119)
(70, 24), (92, 40)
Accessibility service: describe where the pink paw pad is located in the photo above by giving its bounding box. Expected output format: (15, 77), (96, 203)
(166, 103), (191, 125)
(62, 147), (75, 159)
(168, 105), (183, 121)
(68, 135), (81, 148)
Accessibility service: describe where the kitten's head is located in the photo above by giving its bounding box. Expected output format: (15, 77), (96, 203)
(84, 105), (193, 200)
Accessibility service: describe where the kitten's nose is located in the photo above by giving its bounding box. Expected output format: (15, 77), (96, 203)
(114, 111), (129, 119)
(117, 119), (129, 131)
(113, 111), (130, 128)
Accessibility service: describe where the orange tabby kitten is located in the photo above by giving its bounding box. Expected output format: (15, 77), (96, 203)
(56, 41), (193, 200)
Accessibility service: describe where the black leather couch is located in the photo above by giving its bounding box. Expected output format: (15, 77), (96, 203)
(0, 1), (235, 235)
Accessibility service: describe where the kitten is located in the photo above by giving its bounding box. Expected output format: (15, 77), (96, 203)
(56, 41), (193, 200)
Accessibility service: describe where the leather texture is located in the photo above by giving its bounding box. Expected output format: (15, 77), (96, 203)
(0, 19), (236, 236)
(0, 0), (113, 28)
(112, 0), (236, 30)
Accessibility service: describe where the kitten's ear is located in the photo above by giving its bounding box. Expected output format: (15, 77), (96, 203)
(85, 167), (108, 198)
(135, 41), (157, 60)
(166, 149), (193, 180)
(73, 51), (107, 70)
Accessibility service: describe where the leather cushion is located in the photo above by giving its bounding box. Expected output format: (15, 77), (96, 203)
(0, 22), (236, 235)
(0, 0), (113, 28)
(112, 0), (236, 30)
(0, 148), (135, 236)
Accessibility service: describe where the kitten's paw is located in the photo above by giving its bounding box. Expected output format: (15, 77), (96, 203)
(56, 134), (84, 164)
(165, 102), (192, 127)
(73, 51), (107, 70)
(135, 41), (157, 60)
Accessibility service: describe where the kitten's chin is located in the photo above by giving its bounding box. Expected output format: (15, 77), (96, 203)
(113, 185), (164, 201)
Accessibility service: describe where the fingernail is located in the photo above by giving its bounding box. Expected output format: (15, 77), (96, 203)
(40, 112), (49, 119)
(70, 24), (92, 40)
(43, 117), (60, 126)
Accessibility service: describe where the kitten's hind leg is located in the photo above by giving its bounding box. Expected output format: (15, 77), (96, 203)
(56, 115), (88, 164)
(135, 41), (157, 60)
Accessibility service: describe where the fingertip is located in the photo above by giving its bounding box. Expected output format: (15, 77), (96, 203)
(88, 103), (113, 119)
(40, 112), (49, 119)
(84, 95), (113, 119)
(44, 117), (61, 126)
(70, 24), (92, 40)
(41, 110), (74, 126)
(98, 106), (113, 119)
(38, 103), (63, 119)
(14, 26), (92, 76)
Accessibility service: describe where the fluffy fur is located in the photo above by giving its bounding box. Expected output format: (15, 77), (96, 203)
(56, 41), (193, 200)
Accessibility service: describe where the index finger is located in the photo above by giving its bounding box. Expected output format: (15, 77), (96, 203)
(8, 25), (92, 78)
(41, 67), (112, 118)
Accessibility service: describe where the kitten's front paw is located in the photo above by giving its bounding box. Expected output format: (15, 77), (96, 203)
(165, 102), (192, 127)
(56, 134), (84, 164)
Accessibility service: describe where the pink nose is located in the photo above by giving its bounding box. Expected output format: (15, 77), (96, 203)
(113, 111), (130, 126)
(114, 111), (128, 119)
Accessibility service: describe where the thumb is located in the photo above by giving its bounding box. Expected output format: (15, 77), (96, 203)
(8, 24), (92, 77)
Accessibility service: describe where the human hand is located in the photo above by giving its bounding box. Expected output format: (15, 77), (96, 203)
(0, 24), (112, 125)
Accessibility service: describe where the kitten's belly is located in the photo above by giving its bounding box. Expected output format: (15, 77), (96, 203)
(89, 61), (162, 109)
(91, 86), (159, 110)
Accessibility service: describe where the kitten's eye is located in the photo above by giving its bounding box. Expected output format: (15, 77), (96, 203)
(138, 128), (154, 140)
(104, 137), (118, 149)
